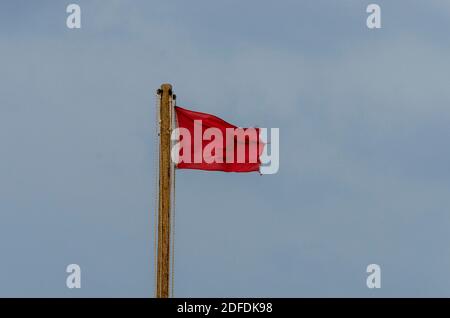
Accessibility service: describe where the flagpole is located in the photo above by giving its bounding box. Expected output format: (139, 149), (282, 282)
(156, 83), (173, 298)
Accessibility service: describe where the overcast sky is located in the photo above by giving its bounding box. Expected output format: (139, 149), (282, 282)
(1, 0), (450, 297)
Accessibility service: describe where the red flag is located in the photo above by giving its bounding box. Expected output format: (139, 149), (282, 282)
(174, 106), (264, 173)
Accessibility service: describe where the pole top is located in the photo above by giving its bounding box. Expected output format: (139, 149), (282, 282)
(161, 83), (173, 96)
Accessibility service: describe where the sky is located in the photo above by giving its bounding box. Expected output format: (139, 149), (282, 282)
(1, 0), (450, 297)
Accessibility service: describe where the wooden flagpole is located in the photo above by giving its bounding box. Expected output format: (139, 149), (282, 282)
(156, 83), (173, 298)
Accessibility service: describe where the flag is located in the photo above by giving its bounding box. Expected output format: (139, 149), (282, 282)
(173, 106), (264, 173)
